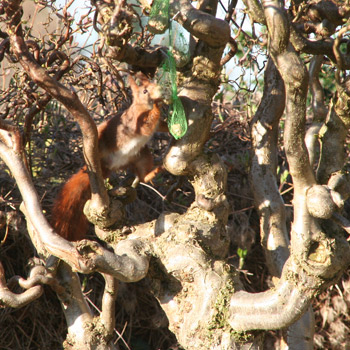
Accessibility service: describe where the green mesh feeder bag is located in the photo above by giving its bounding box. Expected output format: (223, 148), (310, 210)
(171, 24), (191, 68)
(161, 50), (188, 140)
(148, 0), (170, 34)
(150, 0), (188, 139)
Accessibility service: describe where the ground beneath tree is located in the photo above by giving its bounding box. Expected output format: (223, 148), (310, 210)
(0, 100), (349, 349)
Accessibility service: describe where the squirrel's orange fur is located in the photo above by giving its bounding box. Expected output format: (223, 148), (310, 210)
(51, 73), (163, 241)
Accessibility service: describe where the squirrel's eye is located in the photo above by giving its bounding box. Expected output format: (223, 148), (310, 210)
(143, 89), (148, 94)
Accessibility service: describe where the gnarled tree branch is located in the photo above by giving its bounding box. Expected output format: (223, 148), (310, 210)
(250, 58), (289, 278)
(171, 0), (231, 47)
(0, 262), (43, 308)
(3, 0), (109, 218)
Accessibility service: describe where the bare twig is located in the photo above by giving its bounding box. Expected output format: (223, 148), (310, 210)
(3, 0), (109, 217)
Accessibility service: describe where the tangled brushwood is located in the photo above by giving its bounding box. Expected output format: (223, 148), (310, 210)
(0, 0), (350, 349)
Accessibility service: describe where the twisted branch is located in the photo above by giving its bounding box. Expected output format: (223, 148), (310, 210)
(250, 58), (289, 278)
(2, 0), (109, 217)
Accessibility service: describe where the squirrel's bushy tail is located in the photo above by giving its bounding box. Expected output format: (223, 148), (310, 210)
(51, 167), (91, 241)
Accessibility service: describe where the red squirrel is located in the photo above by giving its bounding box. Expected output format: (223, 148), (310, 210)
(51, 73), (164, 241)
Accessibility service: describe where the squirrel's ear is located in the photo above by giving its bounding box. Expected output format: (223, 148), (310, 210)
(128, 72), (150, 89)
(135, 71), (149, 81)
(128, 74), (138, 90)
(135, 71), (150, 86)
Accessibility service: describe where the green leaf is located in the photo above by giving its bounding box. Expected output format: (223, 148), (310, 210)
(280, 169), (289, 184)
(237, 247), (248, 259)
